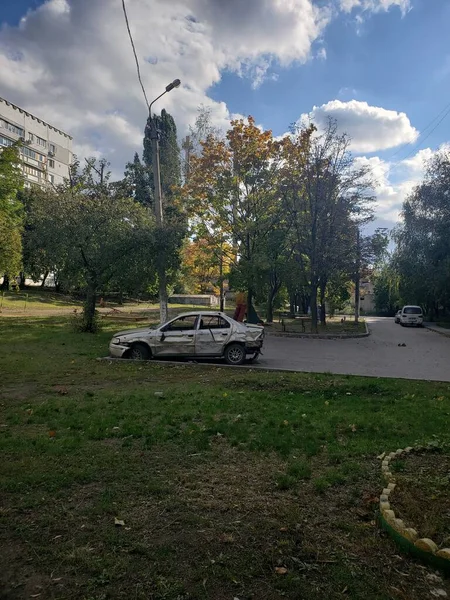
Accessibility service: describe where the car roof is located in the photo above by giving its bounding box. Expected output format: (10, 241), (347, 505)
(402, 305), (422, 309)
(171, 311), (226, 318)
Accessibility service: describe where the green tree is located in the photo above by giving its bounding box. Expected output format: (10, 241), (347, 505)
(143, 109), (181, 203)
(25, 159), (157, 331)
(394, 150), (450, 318)
(373, 261), (401, 315)
(0, 143), (24, 287)
(143, 109), (186, 321)
(185, 116), (282, 318)
(280, 120), (374, 331)
(114, 152), (150, 206)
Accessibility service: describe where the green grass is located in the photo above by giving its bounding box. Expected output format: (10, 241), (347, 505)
(1, 315), (450, 599)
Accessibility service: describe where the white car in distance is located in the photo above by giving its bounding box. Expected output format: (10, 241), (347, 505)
(109, 311), (264, 365)
(399, 305), (424, 327)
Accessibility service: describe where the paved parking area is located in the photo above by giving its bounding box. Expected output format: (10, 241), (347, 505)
(256, 317), (450, 381)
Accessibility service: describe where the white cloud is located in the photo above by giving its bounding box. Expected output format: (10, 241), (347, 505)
(339, 0), (411, 15)
(0, 0), (334, 177)
(301, 99), (418, 152)
(353, 155), (409, 221)
(354, 145), (450, 223)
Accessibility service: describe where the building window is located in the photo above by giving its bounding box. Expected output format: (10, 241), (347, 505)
(0, 135), (14, 147)
(36, 136), (46, 147)
(22, 146), (46, 162)
(24, 165), (42, 178)
(0, 119), (24, 137)
(48, 158), (55, 168)
(49, 143), (56, 154)
(22, 146), (36, 159)
(48, 174), (55, 184)
(28, 133), (34, 142)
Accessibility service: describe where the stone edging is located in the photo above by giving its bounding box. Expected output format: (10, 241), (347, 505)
(378, 444), (450, 574)
(266, 320), (370, 340)
(424, 323), (450, 339)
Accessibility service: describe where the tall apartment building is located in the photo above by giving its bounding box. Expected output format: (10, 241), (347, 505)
(0, 96), (73, 187)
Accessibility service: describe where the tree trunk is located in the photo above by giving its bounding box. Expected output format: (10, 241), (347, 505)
(41, 271), (49, 288)
(310, 279), (319, 333)
(289, 294), (295, 318)
(18, 272), (26, 290)
(266, 289), (275, 324)
(83, 281), (98, 333)
(319, 280), (327, 325)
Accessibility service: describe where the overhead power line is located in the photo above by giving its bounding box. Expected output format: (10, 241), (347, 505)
(121, 0), (149, 110)
(397, 103), (450, 163)
(388, 99), (450, 163)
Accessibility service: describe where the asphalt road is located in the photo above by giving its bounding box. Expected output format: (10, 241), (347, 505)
(255, 317), (450, 382)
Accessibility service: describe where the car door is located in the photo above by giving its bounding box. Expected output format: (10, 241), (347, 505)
(152, 315), (198, 357)
(195, 315), (232, 356)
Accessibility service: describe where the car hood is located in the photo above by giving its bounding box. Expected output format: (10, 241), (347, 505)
(113, 327), (153, 338)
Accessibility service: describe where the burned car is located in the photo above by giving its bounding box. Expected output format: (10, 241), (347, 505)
(109, 311), (264, 365)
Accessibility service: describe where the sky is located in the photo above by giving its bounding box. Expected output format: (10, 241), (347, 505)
(1, 0), (450, 232)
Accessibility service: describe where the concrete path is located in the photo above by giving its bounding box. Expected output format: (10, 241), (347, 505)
(255, 317), (450, 382)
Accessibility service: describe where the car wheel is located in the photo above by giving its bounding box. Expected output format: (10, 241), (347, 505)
(224, 343), (246, 366)
(400, 323), (405, 327)
(129, 343), (151, 360)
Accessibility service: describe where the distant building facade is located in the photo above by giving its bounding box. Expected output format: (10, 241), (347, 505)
(0, 96), (72, 187)
(359, 280), (376, 313)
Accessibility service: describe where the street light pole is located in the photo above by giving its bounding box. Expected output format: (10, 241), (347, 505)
(148, 79), (181, 324)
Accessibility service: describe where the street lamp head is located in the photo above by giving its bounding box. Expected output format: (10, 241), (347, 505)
(165, 79), (181, 92)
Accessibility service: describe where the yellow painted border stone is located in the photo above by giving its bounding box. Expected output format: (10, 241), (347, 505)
(378, 444), (450, 570)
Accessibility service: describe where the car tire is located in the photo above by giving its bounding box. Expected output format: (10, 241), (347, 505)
(400, 323), (405, 327)
(129, 343), (151, 361)
(224, 343), (246, 366)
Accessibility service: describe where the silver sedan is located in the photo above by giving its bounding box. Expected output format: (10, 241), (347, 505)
(109, 311), (264, 365)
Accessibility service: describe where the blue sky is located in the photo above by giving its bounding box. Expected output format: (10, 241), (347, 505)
(1, 0), (449, 228)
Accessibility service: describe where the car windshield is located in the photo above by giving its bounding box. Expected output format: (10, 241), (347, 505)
(404, 307), (422, 314)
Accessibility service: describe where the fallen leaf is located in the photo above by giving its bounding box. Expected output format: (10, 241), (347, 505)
(49, 430), (56, 438)
(349, 424), (357, 432)
(283, 420), (289, 426)
(279, 527), (288, 532)
(275, 567), (288, 575)
(114, 517), (125, 527)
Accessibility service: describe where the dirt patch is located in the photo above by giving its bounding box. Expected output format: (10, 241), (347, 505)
(2, 441), (449, 599)
(392, 450), (450, 547)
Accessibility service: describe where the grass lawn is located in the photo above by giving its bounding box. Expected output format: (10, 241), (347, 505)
(1, 316), (450, 599)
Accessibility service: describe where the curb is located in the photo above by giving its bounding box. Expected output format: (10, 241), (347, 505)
(377, 444), (450, 574)
(266, 320), (370, 340)
(424, 323), (450, 338)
